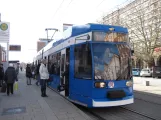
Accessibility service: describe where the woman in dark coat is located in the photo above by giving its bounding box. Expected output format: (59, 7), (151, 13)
(5, 63), (17, 96)
(26, 64), (32, 85)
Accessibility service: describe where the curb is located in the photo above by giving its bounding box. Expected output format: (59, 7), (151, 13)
(48, 86), (93, 120)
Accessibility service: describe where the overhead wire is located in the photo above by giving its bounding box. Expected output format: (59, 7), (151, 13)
(60, 0), (74, 22)
(65, 0), (74, 11)
(96, 0), (106, 8)
(53, 0), (65, 18)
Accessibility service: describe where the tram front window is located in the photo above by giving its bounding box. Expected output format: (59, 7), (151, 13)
(74, 44), (92, 79)
(93, 43), (132, 80)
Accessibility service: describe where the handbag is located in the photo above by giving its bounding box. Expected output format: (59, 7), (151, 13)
(14, 82), (18, 91)
(1, 82), (6, 93)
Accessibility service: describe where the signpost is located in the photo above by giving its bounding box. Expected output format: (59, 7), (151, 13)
(0, 22), (10, 68)
(0, 22), (10, 42)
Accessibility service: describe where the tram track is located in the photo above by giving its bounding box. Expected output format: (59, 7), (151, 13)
(48, 86), (103, 120)
(48, 86), (160, 120)
(134, 91), (161, 105)
(120, 106), (157, 120)
(76, 105), (106, 120)
(135, 97), (161, 106)
(78, 105), (157, 120)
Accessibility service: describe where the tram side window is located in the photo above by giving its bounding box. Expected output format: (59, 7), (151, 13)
(50, 53), (60, 75)
(74, 44), (92, 79)
(61, 54), (65, 71)
(56, 53), (61, 75)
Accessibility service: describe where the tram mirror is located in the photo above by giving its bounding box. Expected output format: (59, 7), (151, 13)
(87, 35), (90, 40)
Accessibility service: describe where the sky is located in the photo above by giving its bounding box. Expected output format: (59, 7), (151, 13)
(0, 0), (129, 63)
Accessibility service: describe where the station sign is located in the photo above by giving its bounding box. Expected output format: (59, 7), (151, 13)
(0, 22), (10, 42)
(9, 45), (21, 51)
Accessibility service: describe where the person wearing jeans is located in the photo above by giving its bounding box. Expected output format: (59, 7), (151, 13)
(39, 59), (49, 97)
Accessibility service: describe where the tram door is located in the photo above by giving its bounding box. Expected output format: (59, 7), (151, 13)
(60, 48), (70, 96)
(60, 49), (66, 96)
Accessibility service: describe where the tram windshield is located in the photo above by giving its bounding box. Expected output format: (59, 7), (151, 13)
(93, 31), (128, 42)
(92, 43), (132, 80)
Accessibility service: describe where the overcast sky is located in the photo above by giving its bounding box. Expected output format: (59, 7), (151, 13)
(0, 0), (129, 63)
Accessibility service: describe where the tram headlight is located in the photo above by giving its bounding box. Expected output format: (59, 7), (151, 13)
(95, 82), (106, 88)
(126, 81), (133, 87)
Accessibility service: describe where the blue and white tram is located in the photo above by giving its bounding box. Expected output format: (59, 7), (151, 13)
(35, 23), (134, 107)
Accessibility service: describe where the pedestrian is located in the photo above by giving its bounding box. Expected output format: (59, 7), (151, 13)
(35, 63), (41, 86)
(26, 64), (32, 85)
(39, 59), (49, 97)
(20, 66), (22, 71)
(31, 64), (35, 79)
(4, 63), (17, 96)
(0, 63), (4, 87)
(16, 66), (19, 76)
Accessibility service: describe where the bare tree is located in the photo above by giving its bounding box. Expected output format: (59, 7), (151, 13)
(100, 0), (161, 67)
(122, 3), (161, 66)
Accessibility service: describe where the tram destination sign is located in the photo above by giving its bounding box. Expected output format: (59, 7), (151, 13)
(0, 22), (10, 42)
(9, 45), (21, 51)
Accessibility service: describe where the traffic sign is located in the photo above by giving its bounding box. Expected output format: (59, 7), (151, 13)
(0, 22), (10, 42)
(9, 45), (21, 51)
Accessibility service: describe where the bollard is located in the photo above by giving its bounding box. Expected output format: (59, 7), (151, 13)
(143, 80), (149, 86)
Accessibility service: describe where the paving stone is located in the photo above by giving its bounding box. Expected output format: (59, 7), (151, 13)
(59, 118), (75, 120)
(56, 114), (69, 119)
(23, 114), (34, 120)
(34, 115), (47, 120)
(67, 113), (81, 118)
(73, 116), (87, 120)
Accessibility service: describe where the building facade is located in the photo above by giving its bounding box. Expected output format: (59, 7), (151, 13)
(37, 41), (47, 52)
(0, 45), (6, 63)
(101, 0), (161, 68)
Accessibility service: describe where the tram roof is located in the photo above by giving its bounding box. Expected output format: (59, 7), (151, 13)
(37, 23), (128, 55)
(70, 23), (128, 36)
(52, 23), (128, 47)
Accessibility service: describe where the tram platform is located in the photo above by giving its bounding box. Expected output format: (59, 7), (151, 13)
(0, 71), (92, 120)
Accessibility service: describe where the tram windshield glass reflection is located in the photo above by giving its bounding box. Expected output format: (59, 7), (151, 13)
(92, 43), (132, 80)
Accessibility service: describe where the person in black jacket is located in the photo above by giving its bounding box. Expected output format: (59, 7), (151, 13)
(49, 63), (56, 74)
(26, 64), (32, 85)
(0, 63), (4, 87)
(4, 63), (17, 96)
(35, 63), (41, 86)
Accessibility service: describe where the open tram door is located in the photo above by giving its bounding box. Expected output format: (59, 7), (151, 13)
(60, 48), (70, 97)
